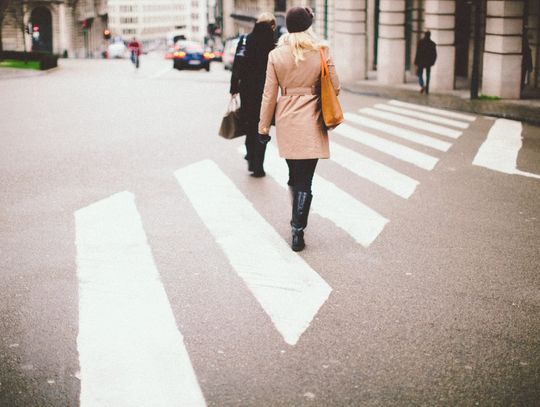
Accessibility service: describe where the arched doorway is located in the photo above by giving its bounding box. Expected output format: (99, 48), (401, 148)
(30, 7), (52, 53)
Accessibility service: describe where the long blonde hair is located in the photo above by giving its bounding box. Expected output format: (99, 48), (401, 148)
(278, 29), (321, 65)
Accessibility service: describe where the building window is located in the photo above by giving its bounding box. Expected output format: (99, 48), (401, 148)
(120, 5), (137, 12)
(120, 17), (138, 24)
(275, 0), (286, 12)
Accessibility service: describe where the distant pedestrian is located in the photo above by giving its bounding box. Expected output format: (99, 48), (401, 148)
(127, 37), (142, 68)
(230, 13), (277, 177)
(414, 31), (437, 94)
(258, 7), (340, 252)
(522, 32), (533, 88)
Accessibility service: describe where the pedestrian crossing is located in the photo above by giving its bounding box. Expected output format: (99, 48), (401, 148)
(174, 159), (332, 347)
(74, 100), (476, 405)
(344, 112), (453, 151)
(247, 144), (389, 247)
(75, 192), (206, 407)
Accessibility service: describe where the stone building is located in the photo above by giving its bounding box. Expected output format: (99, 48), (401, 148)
(220, 0), (539, 99)
(1, 0), (108, 58)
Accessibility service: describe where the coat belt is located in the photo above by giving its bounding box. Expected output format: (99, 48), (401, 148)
(281, 86), (316, 96)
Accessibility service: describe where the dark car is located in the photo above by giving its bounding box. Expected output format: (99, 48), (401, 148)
(172, 40), (212, 71)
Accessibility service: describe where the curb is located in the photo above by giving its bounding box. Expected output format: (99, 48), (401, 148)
(343, 84), (540, 126)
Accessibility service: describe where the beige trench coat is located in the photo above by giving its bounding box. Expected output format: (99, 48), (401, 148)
(258, 44), (340, 159)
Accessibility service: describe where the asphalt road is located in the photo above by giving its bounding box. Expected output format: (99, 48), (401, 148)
(0, 54), (539, 406)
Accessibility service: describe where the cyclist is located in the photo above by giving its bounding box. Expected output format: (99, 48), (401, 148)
(127, 37), (142, 68)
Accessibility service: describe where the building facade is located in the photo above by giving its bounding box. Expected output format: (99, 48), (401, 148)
(1, 0), (108, 58)
(320, 0), (539, 99)
(220, 0), (539, 99)
(107, 0), (209, 45)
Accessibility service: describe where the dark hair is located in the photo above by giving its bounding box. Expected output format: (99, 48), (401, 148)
(425, 31), (431, 39)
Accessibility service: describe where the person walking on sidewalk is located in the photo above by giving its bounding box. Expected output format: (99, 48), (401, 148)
(258, 7), (340, 251)
(230, 13), (277, 177)
(414, 31), (437, 94)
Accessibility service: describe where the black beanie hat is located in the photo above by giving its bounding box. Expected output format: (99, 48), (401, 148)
(286, 7), (314, 33)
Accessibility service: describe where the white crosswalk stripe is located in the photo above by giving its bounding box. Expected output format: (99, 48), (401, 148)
(345, 112), (452, 151)
(246, 145), (389, 247)
(332, 123), (439, 170)
(360, 107), (463, 139)
(473, 118), (540, 179)
(330, 142), (419, 199)
(175, 160), (332, 346)
(388, 99), (476, 122)
(373, 103), (470, 129)
(75, 191), (206, 407)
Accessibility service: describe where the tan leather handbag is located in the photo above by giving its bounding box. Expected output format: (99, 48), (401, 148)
(320, 48), (344, 129)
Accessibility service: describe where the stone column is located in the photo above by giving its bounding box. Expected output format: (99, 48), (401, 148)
(410, 0), (424, 69)
(377, 0), (406, 85)
(425, 0), (455, 91)
(58, 3), (71, 56)
(333, 0), (367, 82)
(221, 0), (235, 38)
(482, 0), (524, 98)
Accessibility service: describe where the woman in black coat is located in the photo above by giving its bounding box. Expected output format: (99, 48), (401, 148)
(230, 13), (276, 177)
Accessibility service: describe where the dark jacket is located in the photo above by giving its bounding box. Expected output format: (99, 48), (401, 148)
(229, 22), (275, 131)
(414, 37), (437, 67)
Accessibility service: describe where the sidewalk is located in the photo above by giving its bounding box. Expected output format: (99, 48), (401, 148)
(0, 66), (49, 80)
(344, 73), (540, 126)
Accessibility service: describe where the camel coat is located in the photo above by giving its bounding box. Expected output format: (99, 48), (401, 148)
(258, 44), (340, 159)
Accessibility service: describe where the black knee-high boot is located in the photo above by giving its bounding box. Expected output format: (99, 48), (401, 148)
(250, 141), (267, 177)
(291, 190), (313, 252)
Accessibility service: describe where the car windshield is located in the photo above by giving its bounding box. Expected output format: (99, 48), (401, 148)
(177, 42), (204, 53)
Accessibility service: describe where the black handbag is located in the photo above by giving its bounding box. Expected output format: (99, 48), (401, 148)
(219, 96), (244, 139)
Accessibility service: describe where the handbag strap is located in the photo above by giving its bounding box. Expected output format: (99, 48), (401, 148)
(319, 48), (329, 77)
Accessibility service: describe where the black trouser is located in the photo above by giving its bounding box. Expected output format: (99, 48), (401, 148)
(245, 124), (266, 173)
(417, 66), (431, 93)
(286, 159), (318, 193)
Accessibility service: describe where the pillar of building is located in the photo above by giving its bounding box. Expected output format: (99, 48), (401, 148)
(377, 0), (406, 85)
(333, 0), (367, 83)
(58, 3), (71, 56)
(482, 0), (524, 98)
(424, 0), (455, 91)
(410, 0), (424, 70)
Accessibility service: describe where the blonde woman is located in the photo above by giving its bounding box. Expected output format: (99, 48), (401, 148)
(258, 7), (340, 251)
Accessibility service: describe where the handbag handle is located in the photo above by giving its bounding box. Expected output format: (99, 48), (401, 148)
(228, 95), (240, 112)
(319, 48), (329, 77)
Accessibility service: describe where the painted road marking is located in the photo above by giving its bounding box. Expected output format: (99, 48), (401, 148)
(473, 118), (540, 179)
(373, 103), (470, 129)
(333, 123), (439, 170)
(345, 112), (452, 152)
(360, 107), (462, 139)
(330, 142), (419, 199)
(175, 160), (332, 346)
(246, 145), (389, 247)
(388, 100), (476, 122)
(75, 191), (206, 407)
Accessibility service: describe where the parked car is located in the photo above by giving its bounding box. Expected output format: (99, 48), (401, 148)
(222, 37), (239, 70)
(107, 41), (127, 59)
(172, 41), (212, 71)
